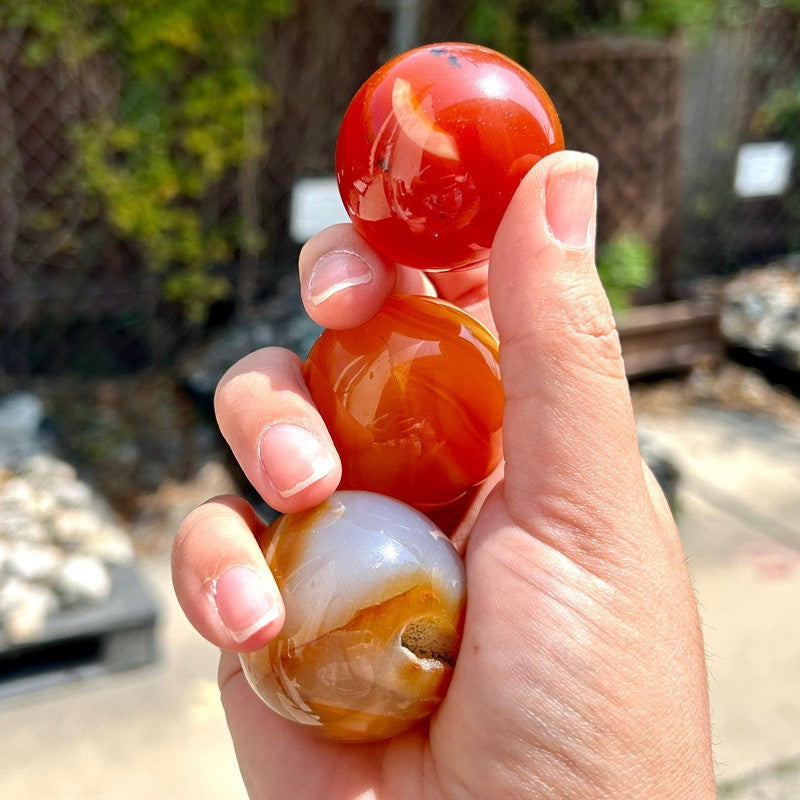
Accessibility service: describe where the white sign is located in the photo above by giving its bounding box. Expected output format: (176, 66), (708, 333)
(289, 176), (350, 242)
(734, 141), (794, 198)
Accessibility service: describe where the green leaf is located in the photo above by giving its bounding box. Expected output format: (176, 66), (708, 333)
(596, 233), (656, 311)
(18, 0), (295, 323)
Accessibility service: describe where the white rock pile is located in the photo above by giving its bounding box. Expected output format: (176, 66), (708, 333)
(0, 392), (135, 645)
(720, 254), (800, 370)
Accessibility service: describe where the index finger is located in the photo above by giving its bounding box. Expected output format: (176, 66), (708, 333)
(298, 223), (495, 333)
(298, 224), (434, 329)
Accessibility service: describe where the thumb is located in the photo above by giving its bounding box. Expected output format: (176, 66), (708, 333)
(489, 151), (651, 563)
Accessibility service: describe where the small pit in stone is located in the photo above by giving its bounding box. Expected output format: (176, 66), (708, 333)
(401, 618), (457, 667)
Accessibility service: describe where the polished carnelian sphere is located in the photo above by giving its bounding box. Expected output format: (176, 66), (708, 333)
(240, 491), (466, 743)
(336, 42), (563, 272)
(303, 294), (503, 512)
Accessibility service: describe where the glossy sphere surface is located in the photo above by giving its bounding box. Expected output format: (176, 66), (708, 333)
(240, 491), (466, 742)
(336, 42), (563, 271)
(303, 294), (503, 512)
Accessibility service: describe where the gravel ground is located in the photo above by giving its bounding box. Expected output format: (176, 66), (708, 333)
(630, 359), (800, 426)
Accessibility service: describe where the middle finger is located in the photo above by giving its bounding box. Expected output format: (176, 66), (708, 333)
(215, 347), (341, 513)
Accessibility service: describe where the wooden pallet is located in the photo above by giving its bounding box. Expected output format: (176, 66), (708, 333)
(618, 299), (722, 379)
(0, 564), (158, 699)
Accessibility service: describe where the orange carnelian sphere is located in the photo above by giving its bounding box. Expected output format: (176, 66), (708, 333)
(303, 294), (503, 512)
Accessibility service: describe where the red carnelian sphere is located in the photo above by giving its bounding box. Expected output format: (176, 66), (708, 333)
(336, 42), (564, 272)
(303, 294), (503, 513)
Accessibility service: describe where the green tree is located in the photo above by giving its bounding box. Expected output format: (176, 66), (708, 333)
(596, 233), (655, 311)
(5, 0), (293, 322)
(465, 0), (750, 58)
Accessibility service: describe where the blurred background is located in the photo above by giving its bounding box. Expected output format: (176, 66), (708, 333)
(1, 1), (799, 797)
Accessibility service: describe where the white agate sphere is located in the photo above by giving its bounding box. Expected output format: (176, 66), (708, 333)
(240, 490), (466, 742)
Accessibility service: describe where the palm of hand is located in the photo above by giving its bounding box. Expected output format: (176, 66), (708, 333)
(221, 474), (695, 800)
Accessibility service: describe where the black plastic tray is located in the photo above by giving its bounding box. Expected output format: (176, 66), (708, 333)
(0, 563), (159, 699)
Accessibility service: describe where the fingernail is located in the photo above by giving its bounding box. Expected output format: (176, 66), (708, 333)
(546, 154), (598, 248)
(258, 423), (336, 498)
(209, 565), (279, 643)
(308, 251), (373, 305)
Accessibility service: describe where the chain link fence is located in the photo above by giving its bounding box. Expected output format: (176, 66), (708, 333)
(530, 34), (683, 297)
(0, 22), (185, 375)
(678, 4), (800, 287)
(0, 2), (392, 375)
(1, 2), (799, 376)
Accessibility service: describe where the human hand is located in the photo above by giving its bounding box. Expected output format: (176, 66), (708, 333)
(172, 151), (715, 799)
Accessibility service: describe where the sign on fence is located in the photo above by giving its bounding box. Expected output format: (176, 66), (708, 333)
(289, 177), (350, 243)
(734, 142), (795, 199)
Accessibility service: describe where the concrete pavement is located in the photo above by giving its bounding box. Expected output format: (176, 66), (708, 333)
(0, 556), (247, 800)
(1, 404), (799, 797)
(638, 407), (800, 795)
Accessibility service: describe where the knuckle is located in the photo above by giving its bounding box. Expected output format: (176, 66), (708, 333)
(546, 274), (624, 375)
(173, 495), (248, 554)
(213, 347), (300, 414)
